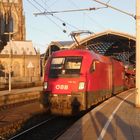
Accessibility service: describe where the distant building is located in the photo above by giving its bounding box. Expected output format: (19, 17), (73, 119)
(0, 0), (41, 84)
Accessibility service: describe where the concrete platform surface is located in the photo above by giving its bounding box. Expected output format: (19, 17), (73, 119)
(0, 87), (43, 107)
(58, 89), (140, 140)
(0, 86), (43, 96)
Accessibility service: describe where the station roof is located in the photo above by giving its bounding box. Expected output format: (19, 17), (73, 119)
(44, 30), (135, 66)
(71, 30), (136, 66)
(43, 41), (74, 62)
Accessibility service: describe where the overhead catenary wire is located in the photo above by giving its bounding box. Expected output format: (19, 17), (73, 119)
(106, 0), (111, 4)
(26, 0), (69, 34)
(32, 0), (80, 31)
(67, 0), (106, 32)
(33, 6), (107, 16)
(93, 0), (135, 19)
(28, 0), (115, 35)
(27, 0), (135, 43)
(32, 0), (108, 32)
(33, 0), (80, 33)
(24, 1), (62, 40)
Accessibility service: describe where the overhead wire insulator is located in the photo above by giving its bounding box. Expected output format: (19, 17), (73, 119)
(62, 23), (66, 26)
(63, 30), (67, 33)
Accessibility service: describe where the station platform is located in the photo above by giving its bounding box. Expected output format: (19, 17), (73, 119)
(0, 87), (42, 108)
(58, 89), (140, 140)
(0, 86), (43, 96)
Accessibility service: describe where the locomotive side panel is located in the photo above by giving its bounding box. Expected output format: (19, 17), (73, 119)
(112, 59), (125, 94)
(86, 60), (112, 107)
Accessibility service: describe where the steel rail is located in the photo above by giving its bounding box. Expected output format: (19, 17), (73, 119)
(8, 116), (56, 140)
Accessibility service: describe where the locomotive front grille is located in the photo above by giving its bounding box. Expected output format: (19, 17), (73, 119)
(50, 94), (71, 109)
(50, 93), (85, 110)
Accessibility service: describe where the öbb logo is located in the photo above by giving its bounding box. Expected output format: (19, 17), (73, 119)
(55, 85), (68, 90)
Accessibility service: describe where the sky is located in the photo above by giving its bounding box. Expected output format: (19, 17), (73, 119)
(23, 0), (136, 53)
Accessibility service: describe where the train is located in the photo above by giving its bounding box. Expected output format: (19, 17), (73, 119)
(124, 67), (135, 89)
(40, 49), (134, 115)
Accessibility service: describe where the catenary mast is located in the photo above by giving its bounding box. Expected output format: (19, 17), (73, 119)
(136, 0), (140, 107)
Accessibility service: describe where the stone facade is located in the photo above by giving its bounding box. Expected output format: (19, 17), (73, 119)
(0, 0), (41, 85)
(0, 41), (40, 76)
(0, 0), (25, 47)
(0, 41), (41, 83)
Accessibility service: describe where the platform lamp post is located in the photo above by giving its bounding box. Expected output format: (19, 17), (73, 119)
(136, 0), (140, 107)
(4, 32), (15, 92)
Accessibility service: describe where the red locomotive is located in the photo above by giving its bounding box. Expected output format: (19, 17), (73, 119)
(41, 49), (126, 115)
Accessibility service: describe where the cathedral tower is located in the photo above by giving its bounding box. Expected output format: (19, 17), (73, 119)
(0, 0), (26, 48)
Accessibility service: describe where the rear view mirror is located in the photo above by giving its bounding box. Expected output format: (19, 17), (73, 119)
(90, 61), (100, 72)
(90, 61), (96, 72)
(92, 61), (96, 71)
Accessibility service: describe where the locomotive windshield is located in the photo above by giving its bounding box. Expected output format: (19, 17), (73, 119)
(49, 56), (82, 78)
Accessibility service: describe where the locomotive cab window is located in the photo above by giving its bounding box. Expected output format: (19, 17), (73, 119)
(65, 57), (82, 74)
(49, 56), (82, 77)
(51, 58), (65, 69)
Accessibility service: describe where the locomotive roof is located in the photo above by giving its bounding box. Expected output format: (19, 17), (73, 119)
(51, 49), (111, 63)
(52, 49), (92, 57)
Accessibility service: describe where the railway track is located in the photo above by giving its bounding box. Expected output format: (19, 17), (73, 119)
(0, 99), (84, 140)
(1, 90), (128, 140)
(7, 114), (83, 140)
(0, 101), (43, 139)
(8, 116), (56, 140)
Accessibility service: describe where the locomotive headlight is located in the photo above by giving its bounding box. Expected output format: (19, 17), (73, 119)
(78, 82), (85, 90)
(43, 82), (48, 90)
